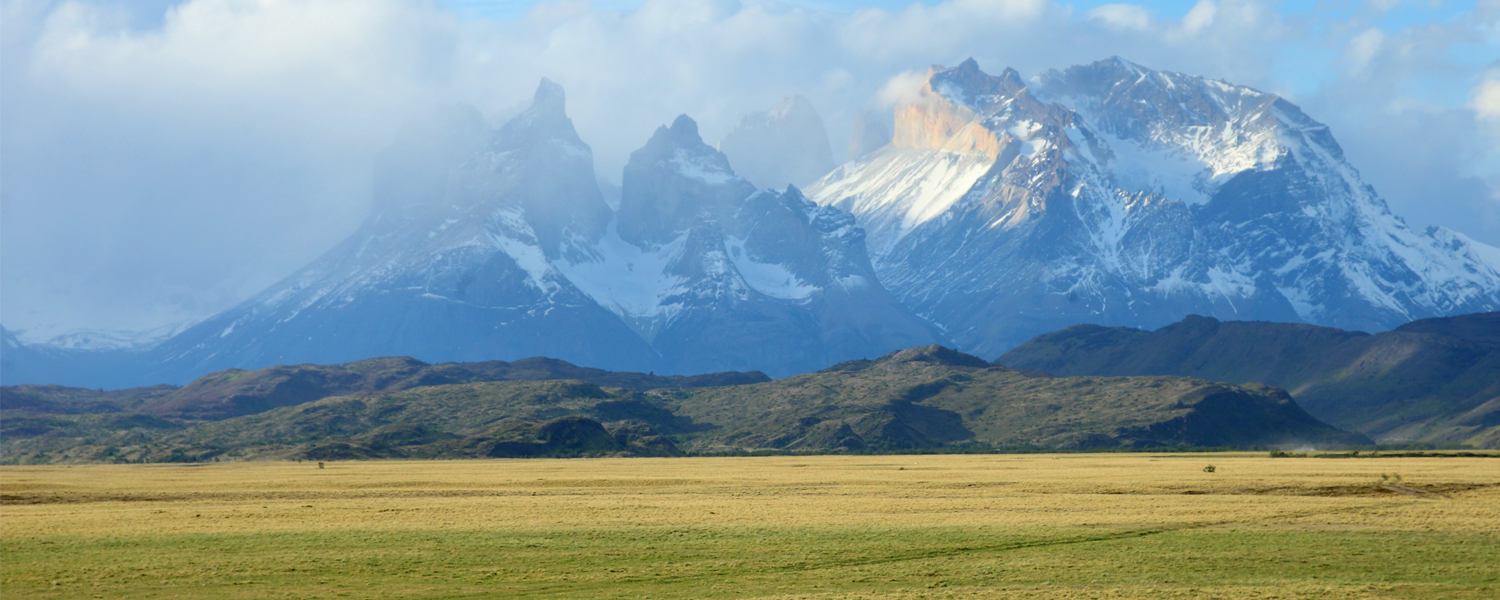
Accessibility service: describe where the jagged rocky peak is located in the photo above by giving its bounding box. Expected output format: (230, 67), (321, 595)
(618, 114), (757, 245)
(717, 95), (837, 190)
(807, 59), (1058, 257)
(477, 78), (612, 254)
(892, 67), (995, 158)
(1031, 56), (1326, 205)
(870, 59), (1090, 240)
(528, 77), (567, 119)
(370, 78), (611, 251)
(930, 58), (1028, 108)
(1034, 56), (1290, 140)
(488, 78), (581, 152)
(730, 185), (874, 289)
(892, 58), (1074, 163)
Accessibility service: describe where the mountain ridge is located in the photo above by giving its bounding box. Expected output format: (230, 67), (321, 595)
(2, 344), (1368, 464)
(997, 312), (1500, 447)
(808, 56), (1500, 357)
(11, 80), (940, 387)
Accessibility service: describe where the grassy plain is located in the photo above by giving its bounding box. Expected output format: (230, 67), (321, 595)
(3, 453), (1497, 599)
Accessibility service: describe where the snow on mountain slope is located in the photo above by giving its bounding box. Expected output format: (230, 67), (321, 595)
(1455, 233), (1500, 270)
(10, 320), (197, 352)
(1037, 58), (1500, 328)
(812, 148), (994, 257)
(809, 57), (1500, 357)
(554, 224), (690, 325)
(126, 85), (937, 384)
(140, 81), (662, 382)
(566, 115), (941, 374)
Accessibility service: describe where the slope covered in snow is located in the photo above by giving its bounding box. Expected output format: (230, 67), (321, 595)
(139, 81), (663, 381)
(119, 84), (937, 384)
(808, 57), (1500, 357)
(569, 115), (941, 375)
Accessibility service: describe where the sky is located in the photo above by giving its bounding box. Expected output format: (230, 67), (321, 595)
(2, 0), (1498, 342)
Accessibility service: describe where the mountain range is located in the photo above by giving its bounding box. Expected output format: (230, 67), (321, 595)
(4, 57), (1499, 389)
(808, 57), (1500, 356)
(3, 80), (937, 386)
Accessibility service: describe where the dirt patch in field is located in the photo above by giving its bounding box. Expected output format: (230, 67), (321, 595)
(0, 493), (193, 505)
(1209, 482), (1500, 498)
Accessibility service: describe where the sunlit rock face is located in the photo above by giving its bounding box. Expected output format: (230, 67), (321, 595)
(809, 57), (1500, 358)
(137, 86), (936, 384)
(717, 95), (837, 191)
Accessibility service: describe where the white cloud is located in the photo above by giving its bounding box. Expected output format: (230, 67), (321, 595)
(1086, 3), (1151, 32)
(1472, 67), (1500, 121)
(1343, 28), (1385, 75)
(1365, 0), (1407, 14)
(877, 70), (930, 107)
(1180, 0), (1216, 36)
(2, 0), (1497, 335)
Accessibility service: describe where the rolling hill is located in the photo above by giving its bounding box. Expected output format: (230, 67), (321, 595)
(2, 346), (1367, 463)
(997, 313), (1500, 447)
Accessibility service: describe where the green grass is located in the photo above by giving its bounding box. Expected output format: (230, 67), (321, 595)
(7, 527), (1497, 599)
(6, 455), (1496, 599)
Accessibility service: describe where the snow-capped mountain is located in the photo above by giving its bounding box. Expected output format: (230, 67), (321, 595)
(808, 57), (1500, 357)
(570, 115), (939, 375)
(716, 95), (837, 191)
(142, 80), (658, 381)
(127, 81), (936, 384)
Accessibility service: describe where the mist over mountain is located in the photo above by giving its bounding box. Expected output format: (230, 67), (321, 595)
(7, 0), (1497, 357)
(716, 96), (838, 191)
(3, 79), (937, 387)
(847, 110), (894, 162)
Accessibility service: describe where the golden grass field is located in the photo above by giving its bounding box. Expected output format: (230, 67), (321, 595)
(3, 453), (1498, 599)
